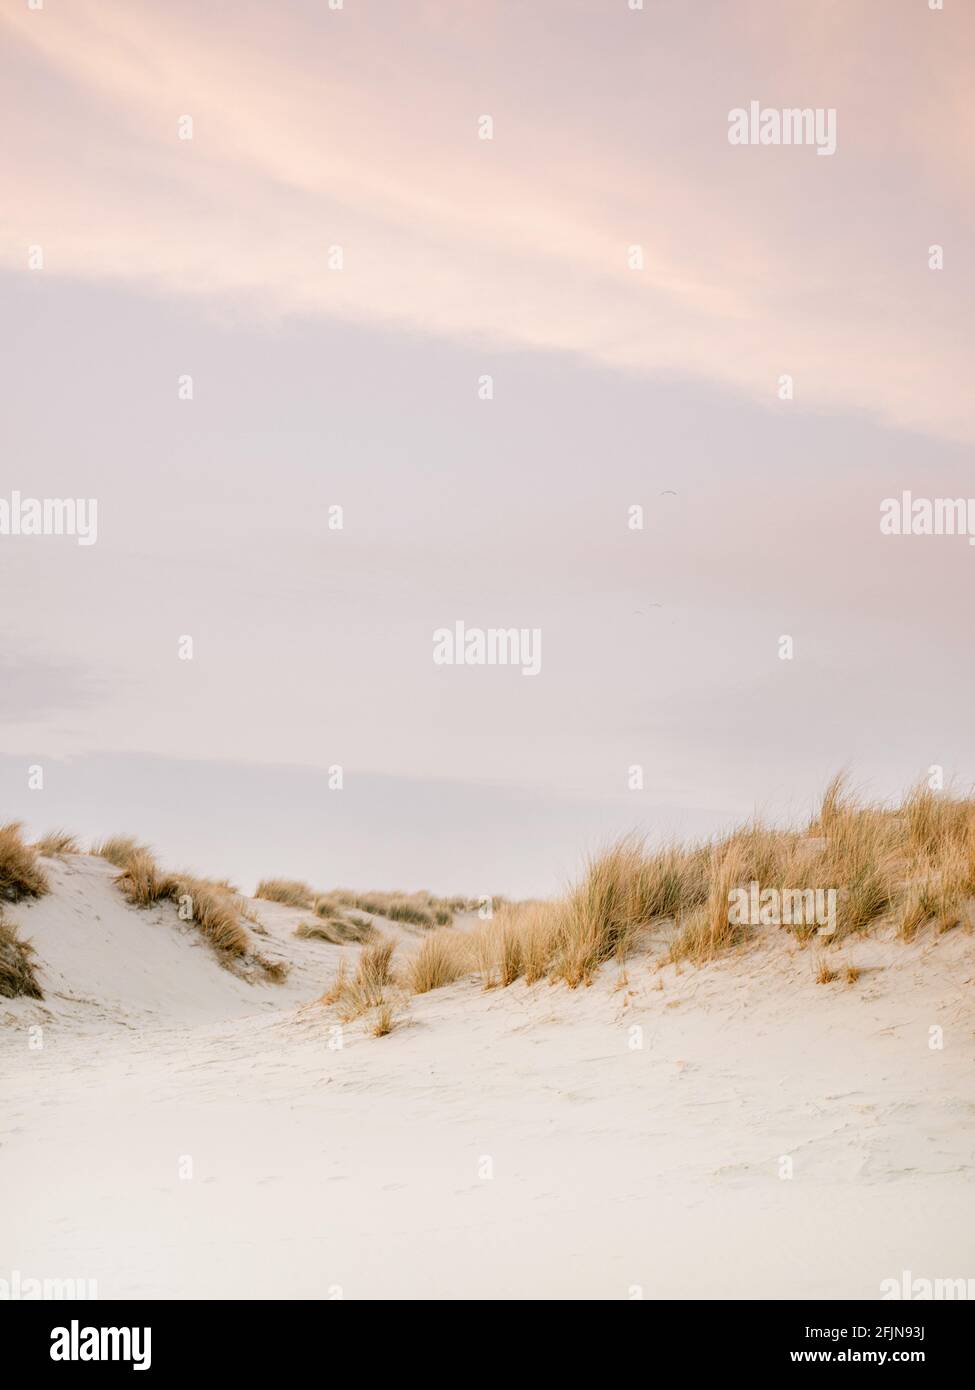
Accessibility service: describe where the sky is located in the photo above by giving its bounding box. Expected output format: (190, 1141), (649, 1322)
(2, 0), (974, 896)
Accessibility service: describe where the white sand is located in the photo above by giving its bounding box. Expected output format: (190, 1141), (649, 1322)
(1, 854), (972, 1299)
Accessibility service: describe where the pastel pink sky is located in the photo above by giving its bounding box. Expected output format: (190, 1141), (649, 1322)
(2, 1), (973, 894)
(4, 0), (974, 440)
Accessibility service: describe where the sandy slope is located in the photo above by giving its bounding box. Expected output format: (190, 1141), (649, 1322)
(1, 855), (973, 1299)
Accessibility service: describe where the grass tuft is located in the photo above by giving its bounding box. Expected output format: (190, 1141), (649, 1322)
(0, 914), (43, 998)
(295, 916), (376, 946)
(319, 959), (349, 1006)
(329, 889), (459, 928)
(34, 830), (80, 858)
(115, 850), (174, 908)
(406, 930), (472, 994)
(398, 773), (975, 1002)
(111, 848), (280, 979)
(254, 955), (289, 984)
(91, 834), (152, 869)
(255, 878), (315, 908)
(372, 1001), (397, 1036)
(0, 822), (50, 902)
(170, 875), (251, 957)
(322, 938), (398, 1021)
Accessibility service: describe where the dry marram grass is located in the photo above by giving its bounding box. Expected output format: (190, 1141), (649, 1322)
(330, 888), (460, 927)
(372, 1001), (396, 1036)
(815, 959), (839, 985)
(8, 774), (973, 1021)
(406, 929), (472, 994)
(255, 878), (315, 908)
(393, 775), (975, 1009)
(91, 835), (152, 869)
(110, 844), (277, 978)
(295, 916), (376, 946)
(34, 830), (80, 858)
(0, 823), (50, 902)
(321, 938), (398, 1022)
(0, 915), (42, 999)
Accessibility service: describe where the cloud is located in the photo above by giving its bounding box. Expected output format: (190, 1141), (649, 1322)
(0, 653), (106, 722)
(2, 0), (974, 440)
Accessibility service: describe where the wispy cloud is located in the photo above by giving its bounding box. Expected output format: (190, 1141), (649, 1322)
(3, 0), (973, 440)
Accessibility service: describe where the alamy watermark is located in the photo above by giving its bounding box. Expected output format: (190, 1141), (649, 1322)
(729, 881), (837, 936)
(728, 102), (836, 156)
(50, 1320), (151, 1371)
(0, 491), (98, 545)
(880, 492), (975, 545)
(0, 1268), (98, 1299)
(433, 621), (541, 676)
(881, 1270), (975, 1300)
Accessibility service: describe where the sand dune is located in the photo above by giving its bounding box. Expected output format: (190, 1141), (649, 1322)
(1, 851), (972, 1299)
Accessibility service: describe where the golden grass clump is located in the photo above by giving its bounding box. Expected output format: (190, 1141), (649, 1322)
(109, 847), (281, 980)
(898, 877), (933, 942)
(324, 938), (397, 1021)
(664, 773), (975, 963)
(255, 878), (315, 908)
(519, 903), (563, 984)
(319, 959), (348, 1006)
(904, 785), (975, 859)
(496, 916), (525, 987)
(344, 911), (377, 935)
(471, 902), (559, 988)
(0, 915), (43, 999)
(381, 899), (434, 927)
(91, 834), (152, 869)
(0, 822), (50, 902)
(372, 1001), (396, 1037)
(351, 938), (395, 998)
(171, 875), (251, 958)
(174, 875), (285, 981)
(897, 854), (969, 940)
(406, 929), (472, 994)
(668, 840), (754, 966)
(295, 916), (376, 946)
(839, 869), (890, 937)
(356, 894), (435, 927)
(255, 955), (289, 984)
(115, 850), (175, 908)
(34, 830), (80, 858)
(296, 920), (345, 945)
(631, 843), (709, 923)
(402, 773), (975, 998)
(329, 888), (458, 928)
(474, 917), (520, 989)
(553, 840), (647, 987)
